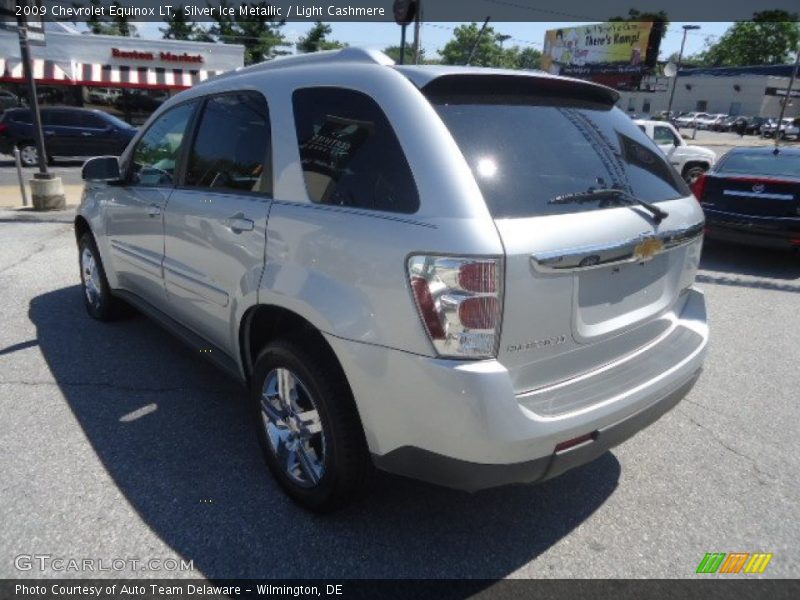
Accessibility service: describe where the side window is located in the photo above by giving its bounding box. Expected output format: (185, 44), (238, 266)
(654, 126), (678, 146)
(184, 92), (272, 194)
(81, 113), (108, 129)
(292, 87), (419, 214)
(129, 101), (197, 187)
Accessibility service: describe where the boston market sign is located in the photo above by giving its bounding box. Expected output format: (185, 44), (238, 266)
(111, 48), (204, 64)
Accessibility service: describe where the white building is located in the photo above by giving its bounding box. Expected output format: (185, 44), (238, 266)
(0, 23), (244, 123)
(616, 65), (799, 119)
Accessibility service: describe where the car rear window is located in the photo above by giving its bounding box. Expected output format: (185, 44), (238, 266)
(717, 152), (800, 178)
(426, 79), (690, 219)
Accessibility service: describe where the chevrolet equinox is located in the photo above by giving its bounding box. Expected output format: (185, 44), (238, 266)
(77, 48), (708, 511)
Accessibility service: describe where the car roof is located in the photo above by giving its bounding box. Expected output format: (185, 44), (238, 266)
(725, 146), (800, 157)
(198, 47), (619, 103)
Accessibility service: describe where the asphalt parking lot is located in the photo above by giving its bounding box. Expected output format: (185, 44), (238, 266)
(0, 136), (798, 581)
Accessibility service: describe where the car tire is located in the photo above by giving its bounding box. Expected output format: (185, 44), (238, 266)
(18, 143), (38, 167)
(250, 337), (370, 512)
(683, 164), (707, 185)
(78, 233), (125, 321)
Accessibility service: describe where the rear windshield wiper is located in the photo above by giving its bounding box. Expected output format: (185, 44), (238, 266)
(549, 187), (670, 223)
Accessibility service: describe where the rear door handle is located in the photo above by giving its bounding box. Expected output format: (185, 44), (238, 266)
(225, 214), (254, 233)
(147, 204), (161, 218)
(81, 131), (93, 137)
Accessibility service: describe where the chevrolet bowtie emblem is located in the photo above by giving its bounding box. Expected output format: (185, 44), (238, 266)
(634, 236), (664, 261)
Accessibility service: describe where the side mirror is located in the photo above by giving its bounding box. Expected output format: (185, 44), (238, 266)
(82, 156), (121, 183)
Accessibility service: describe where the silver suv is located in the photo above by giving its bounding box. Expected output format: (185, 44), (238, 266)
(77, 48), (708, 511)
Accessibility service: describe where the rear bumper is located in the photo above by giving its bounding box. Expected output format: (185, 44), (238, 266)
(326, 287), (708, 491)
(374, 371), (700, 491)
(704, 208), (800, 249)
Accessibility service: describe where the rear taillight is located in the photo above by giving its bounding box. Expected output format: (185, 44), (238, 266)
(691, 173), (707, 201)
(408, 256), (503, 358)
(0, 122), (7, 135)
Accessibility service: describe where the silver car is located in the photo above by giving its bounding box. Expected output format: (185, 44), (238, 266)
(77, 48), (708, 511)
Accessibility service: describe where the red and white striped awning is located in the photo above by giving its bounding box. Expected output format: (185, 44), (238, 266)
(72, 62), (221, 89)
(0, 58), (220, 90)
(0, 58), (71, 85)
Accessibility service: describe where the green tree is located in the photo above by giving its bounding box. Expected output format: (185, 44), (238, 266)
(209, 1), (291, 65)
(442, 22), (526, 67)
(514, 46), (542, 70)
(439, 23), (541, 69)
(79, 0), (134, 36)
(296, 22), (345, 53)
(160, 5), (211, 41)
(383, 43), (425, 64)
(695, 11), (800, 66)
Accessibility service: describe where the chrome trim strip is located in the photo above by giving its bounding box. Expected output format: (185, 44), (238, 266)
(722, 190), (794, 201)
(530, 222), (704, 273)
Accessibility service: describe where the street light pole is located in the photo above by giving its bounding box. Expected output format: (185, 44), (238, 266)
(774, 41), (800, 149)
(666, 24), (700, 119)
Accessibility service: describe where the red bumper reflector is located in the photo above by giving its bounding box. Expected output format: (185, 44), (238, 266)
(555, 433), (595, 453)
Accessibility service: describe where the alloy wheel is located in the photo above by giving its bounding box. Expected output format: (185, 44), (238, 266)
(19, 145), (38, 167)
(260, 367), (326, 487)
(81, 247), (101, 306)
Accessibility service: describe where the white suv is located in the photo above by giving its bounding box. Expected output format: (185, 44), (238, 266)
(77, 49), (708, 511)
(635, 119), (716, 184)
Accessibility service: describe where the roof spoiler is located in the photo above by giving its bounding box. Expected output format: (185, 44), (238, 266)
(421, 74), (620, 106)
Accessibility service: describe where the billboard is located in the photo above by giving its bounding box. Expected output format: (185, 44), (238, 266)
(541, 22), (655, 79)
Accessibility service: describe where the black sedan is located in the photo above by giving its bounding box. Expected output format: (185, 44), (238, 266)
(692, 147), (800, 250)
(0, 106), (137, 167)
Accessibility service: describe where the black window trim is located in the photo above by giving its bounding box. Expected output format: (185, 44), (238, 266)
(291, 85), (421, 215)
(173, 89), (274, 199)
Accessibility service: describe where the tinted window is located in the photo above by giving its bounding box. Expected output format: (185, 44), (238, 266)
(81, 112), (108, 129)
(9, 110), (31, 123)
(718, 152), (800, 178)
(292, 87), (419, 214)
(43, 110), (80, 127)
(653, 125), (678, 145)
(429, 89), (689, 219)
(185, 92), (271, 194)
(130, 101), (196, 186)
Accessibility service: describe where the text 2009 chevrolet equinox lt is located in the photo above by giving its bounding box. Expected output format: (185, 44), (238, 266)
(76, 48), (708, 511)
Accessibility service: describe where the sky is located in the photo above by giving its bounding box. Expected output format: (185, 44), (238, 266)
(133, 21), (733, 61)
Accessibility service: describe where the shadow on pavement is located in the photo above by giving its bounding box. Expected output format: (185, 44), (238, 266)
(30, 285), (620, 580)
(698, 240), (800, 293)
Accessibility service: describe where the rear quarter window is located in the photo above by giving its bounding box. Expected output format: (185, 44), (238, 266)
(292, 87), (419, 214)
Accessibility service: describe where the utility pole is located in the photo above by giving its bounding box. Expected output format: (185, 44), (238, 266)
(16, 16), (47, 176)
(411, 0), (422, 64)
(665, 24), (700, 120)
(466, 17), (491, 66)
(774, 41), (800, 149)
(15, 6), (65, 210)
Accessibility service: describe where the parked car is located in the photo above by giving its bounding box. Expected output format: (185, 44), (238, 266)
(88, 87), (122, 105)
(693, 146), (800, 249)
(635, 119), (716, 184)
(674, 112), (709, 128)
(744, 116), (768, 135)
(113, 90), (169, 113)
(77, 48), (708, 511)
(761, 117), (800, 140)
(714, 115), (740, 132)
(0, 88), (20, 111)
(694, 113), (726, 130)
(0, 106), (136, 167)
